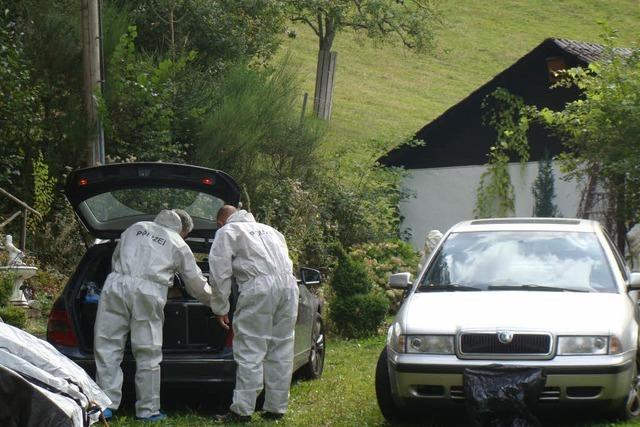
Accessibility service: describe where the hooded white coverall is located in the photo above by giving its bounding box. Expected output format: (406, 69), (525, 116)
(208, 210), (299, 416)
(94, 210), (213, 418)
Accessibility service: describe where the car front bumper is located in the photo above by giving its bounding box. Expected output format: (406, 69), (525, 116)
(388, 350), (634, 405)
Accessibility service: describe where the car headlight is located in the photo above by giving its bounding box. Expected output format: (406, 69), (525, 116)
(401, 335), (455, 354)
(557, 336), (609, 355)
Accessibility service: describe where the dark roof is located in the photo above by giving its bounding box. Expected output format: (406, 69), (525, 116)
(380, 38), (634, 169)
(553, 38), (633, 63)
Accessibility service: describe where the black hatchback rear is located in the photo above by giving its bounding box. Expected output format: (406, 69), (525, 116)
(47, 163), (325, 387)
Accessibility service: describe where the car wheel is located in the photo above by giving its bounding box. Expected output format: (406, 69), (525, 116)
(300, 317), (325, 380)
(612, 358), (640, 420)
(375, 347), (406, 423)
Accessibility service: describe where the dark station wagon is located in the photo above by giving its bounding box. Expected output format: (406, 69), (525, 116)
(46, 162), (325, 394)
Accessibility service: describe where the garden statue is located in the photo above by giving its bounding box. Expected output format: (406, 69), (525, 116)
(418, 229), (443, 271)
(628, 224), (640, 271)
(0, 235), (36, 306)
(5, 235), (25, 266)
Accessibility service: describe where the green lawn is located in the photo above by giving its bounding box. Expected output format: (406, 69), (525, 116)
(106, 333), (640, 426)
(276, 0), (639, 160)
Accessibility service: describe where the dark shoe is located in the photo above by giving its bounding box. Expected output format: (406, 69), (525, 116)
(261, 411), (284, 421)
(136, 411), (167, 422)
(214, 411), (251, 423)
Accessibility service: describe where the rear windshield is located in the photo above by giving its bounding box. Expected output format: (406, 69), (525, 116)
(83, 188), (224, 222)
(418, 231), (617, 293)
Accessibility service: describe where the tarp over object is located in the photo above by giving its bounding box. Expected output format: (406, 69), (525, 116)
(0, 322), (110, 426)
(463, 365), (546, 427)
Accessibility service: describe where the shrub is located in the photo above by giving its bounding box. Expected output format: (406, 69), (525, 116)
(330, 246), (372, 298)
(330, 291), (389, 339)
(0, 272), (15, 307)
(328, 245), (389, 338)
(0, 306), (27, 329)
(349, 240), (420, 312)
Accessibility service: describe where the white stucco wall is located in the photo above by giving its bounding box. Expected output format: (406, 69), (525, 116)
(400, 161), (581, 249)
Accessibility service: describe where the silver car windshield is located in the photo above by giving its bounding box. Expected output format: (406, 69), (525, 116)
(418, 231), (617, 293)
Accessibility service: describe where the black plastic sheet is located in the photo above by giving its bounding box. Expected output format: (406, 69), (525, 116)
(464, 365), (546, 427)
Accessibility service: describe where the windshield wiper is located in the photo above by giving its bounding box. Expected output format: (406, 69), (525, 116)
(487, 284), (589, 293)
(418, 283), (481, 292)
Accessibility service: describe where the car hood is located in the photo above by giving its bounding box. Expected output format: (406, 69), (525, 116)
(403, 291), (633, 335)
(65, 163), (241, 239)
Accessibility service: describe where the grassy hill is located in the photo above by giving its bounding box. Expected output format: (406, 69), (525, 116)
(277, 0), (639, 160)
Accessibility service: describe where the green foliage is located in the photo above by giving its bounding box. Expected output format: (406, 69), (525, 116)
(475, 87), (531, 218)
(0, 9), (43, 193)
(329, 245), (389, 338)
(130, 0), (286, 73)
(28, 150), (57, 230)
(196, 58), (323, 185)
(286, 0), (441, 52)
(532, 152), (559, 217)
(103, 26), (196, 162)
(0, 272), (16, 307)
(329, 291), (389, 339)
(330, 245), (373, 297)
(0, 272), (26, 329)
(529, 27), (640, 245)
(349, 240), (419, 312)
(0, 306), (27, 329)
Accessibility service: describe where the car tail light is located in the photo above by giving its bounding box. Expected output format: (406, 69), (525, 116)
(47, 298), (78, 347)
(224, 329), (234, 348)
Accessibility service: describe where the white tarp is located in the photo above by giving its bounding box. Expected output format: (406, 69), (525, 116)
(0, 322), (110, 426)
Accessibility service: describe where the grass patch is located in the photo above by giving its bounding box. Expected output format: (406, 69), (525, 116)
(277, 0), (639, 160)
(105, 333), (640, 426)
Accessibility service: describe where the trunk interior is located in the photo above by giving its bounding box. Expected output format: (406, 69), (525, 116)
(72, 242), (233, 355)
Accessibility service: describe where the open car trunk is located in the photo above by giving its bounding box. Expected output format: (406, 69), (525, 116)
(72, 243), (234, 355)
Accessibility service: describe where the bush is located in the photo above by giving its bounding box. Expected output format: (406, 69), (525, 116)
(350, 240), (420, 312)
(329, 245), (389, 338)
(330, 246), (372, 298)
(330, 292), (389, 339)
(0, 306), (27, 329)
(0, 272), (15, 307)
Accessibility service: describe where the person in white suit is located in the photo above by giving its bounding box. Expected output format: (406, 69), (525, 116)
(94, 209), (213, 422)
(209, 206), (298, 423)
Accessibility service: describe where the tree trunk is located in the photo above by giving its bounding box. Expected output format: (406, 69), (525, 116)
(313, 49), (337, 120)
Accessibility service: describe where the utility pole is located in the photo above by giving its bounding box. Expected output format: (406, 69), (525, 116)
(81, 0), (105, 166)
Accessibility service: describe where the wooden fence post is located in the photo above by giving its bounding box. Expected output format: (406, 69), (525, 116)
(313, 50), (337, 120)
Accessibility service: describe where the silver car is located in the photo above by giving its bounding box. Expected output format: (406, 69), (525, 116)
(376, 218), (640, 422)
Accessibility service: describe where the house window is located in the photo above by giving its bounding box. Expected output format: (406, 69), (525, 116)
(546, 56), (567, 83)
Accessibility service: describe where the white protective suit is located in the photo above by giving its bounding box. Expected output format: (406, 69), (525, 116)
(94, 209), (212, 418)
(208, 210), (299, 416)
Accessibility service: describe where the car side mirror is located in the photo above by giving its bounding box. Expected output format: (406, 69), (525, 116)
(299, 267), (322, 286)
(627, 272), (640, 292)
(389, 272), (412, 289)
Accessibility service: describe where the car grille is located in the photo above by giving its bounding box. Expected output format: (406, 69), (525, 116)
(460, 333), (551, 355)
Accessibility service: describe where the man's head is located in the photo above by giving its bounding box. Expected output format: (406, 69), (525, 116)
(173, 209), (194, 238)
(216, 205), (237, 228)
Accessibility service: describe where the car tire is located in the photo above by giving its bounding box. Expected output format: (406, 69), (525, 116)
(375, 347), (407, 423)
(611, 358), (640, 420)
(300, 317), (325, 380)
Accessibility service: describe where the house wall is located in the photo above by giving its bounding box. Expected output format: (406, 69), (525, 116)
(400, 161), (581, 249)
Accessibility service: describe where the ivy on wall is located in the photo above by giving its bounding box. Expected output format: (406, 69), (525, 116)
(474, 88), (532, 218)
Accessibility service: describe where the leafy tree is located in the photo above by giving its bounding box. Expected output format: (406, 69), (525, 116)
(532, 152), (559, 217)
(285, 0), (441, 118)
(531, 29), (640, 249)
(0, 8), (43, 194)
(128, 0), (286, 73)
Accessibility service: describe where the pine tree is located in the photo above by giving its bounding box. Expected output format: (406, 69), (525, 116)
(532, 152), (559, 217)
